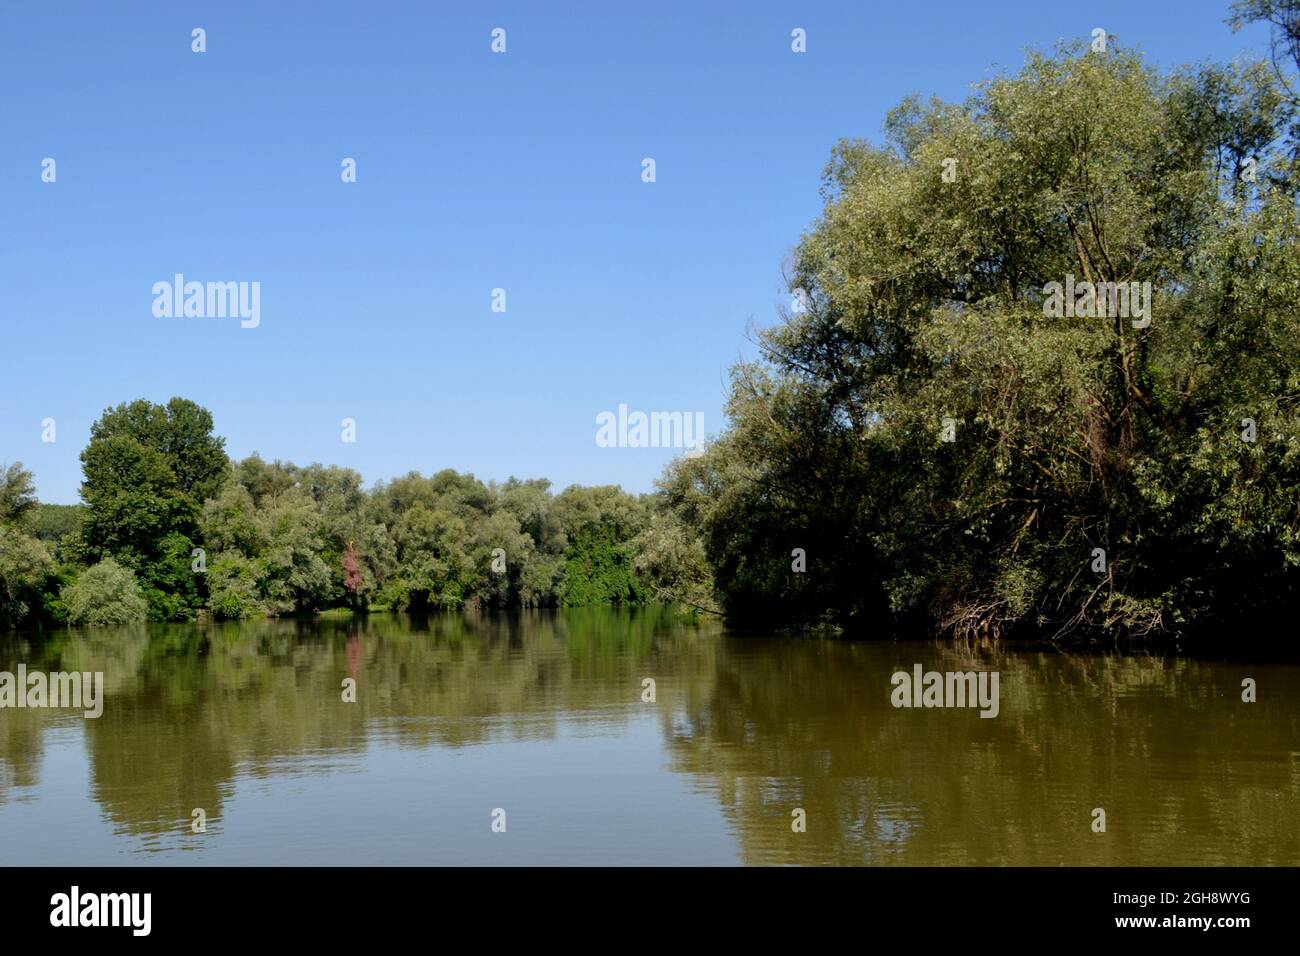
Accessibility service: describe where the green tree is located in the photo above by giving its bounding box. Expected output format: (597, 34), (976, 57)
(553, 486), (649, 605)
(88, 398), (230, 504)
(634, 509), (719, 616)
(0, 464), (59, 629)
(31, 504), (84, 560)
(391, 503), (476, 610)
(666, 41), (1299, 640)
(62, 557), (149, 626)
(79, 399), (229, 620)
(201, 482), (267, 556)
(253, 492), (333, 614)
(206, 552), (265, 620)
(79, 435), (187, 564)
(0, 526), (56, 629)
(0, 463), (38, 526)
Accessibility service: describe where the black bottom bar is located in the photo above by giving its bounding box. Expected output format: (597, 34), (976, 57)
(0, 866), (1290, 942)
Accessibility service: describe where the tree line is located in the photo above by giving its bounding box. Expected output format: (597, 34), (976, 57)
(0, 397), (716, 627)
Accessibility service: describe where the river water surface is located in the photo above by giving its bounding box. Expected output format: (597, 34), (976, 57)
(0, 608), (1296, 865)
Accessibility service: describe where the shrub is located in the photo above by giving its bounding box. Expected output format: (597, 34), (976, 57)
(61, 557), (149, 626)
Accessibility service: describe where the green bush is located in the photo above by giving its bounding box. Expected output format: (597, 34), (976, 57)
(61, 557), (149, 626)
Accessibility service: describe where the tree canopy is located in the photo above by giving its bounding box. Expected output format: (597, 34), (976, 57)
(661, 38), (1300, 640)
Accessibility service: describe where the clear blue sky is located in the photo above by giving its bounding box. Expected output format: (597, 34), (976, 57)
(0, 1), (1271, 504)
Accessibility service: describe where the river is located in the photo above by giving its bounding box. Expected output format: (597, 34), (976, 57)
(1, 607), (1296, 865)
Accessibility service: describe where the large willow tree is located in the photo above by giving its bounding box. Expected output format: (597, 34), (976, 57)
(663, 40), (1300, 640)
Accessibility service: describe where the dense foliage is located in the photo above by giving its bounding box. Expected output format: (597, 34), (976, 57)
(661, 24), (1300, 640)
(0, 464), (56, 629)
(60, 558), (149, 626)
(0, 405), (667, 628)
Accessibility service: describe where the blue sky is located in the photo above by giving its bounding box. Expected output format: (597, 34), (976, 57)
(0, 1), (1272, 503)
